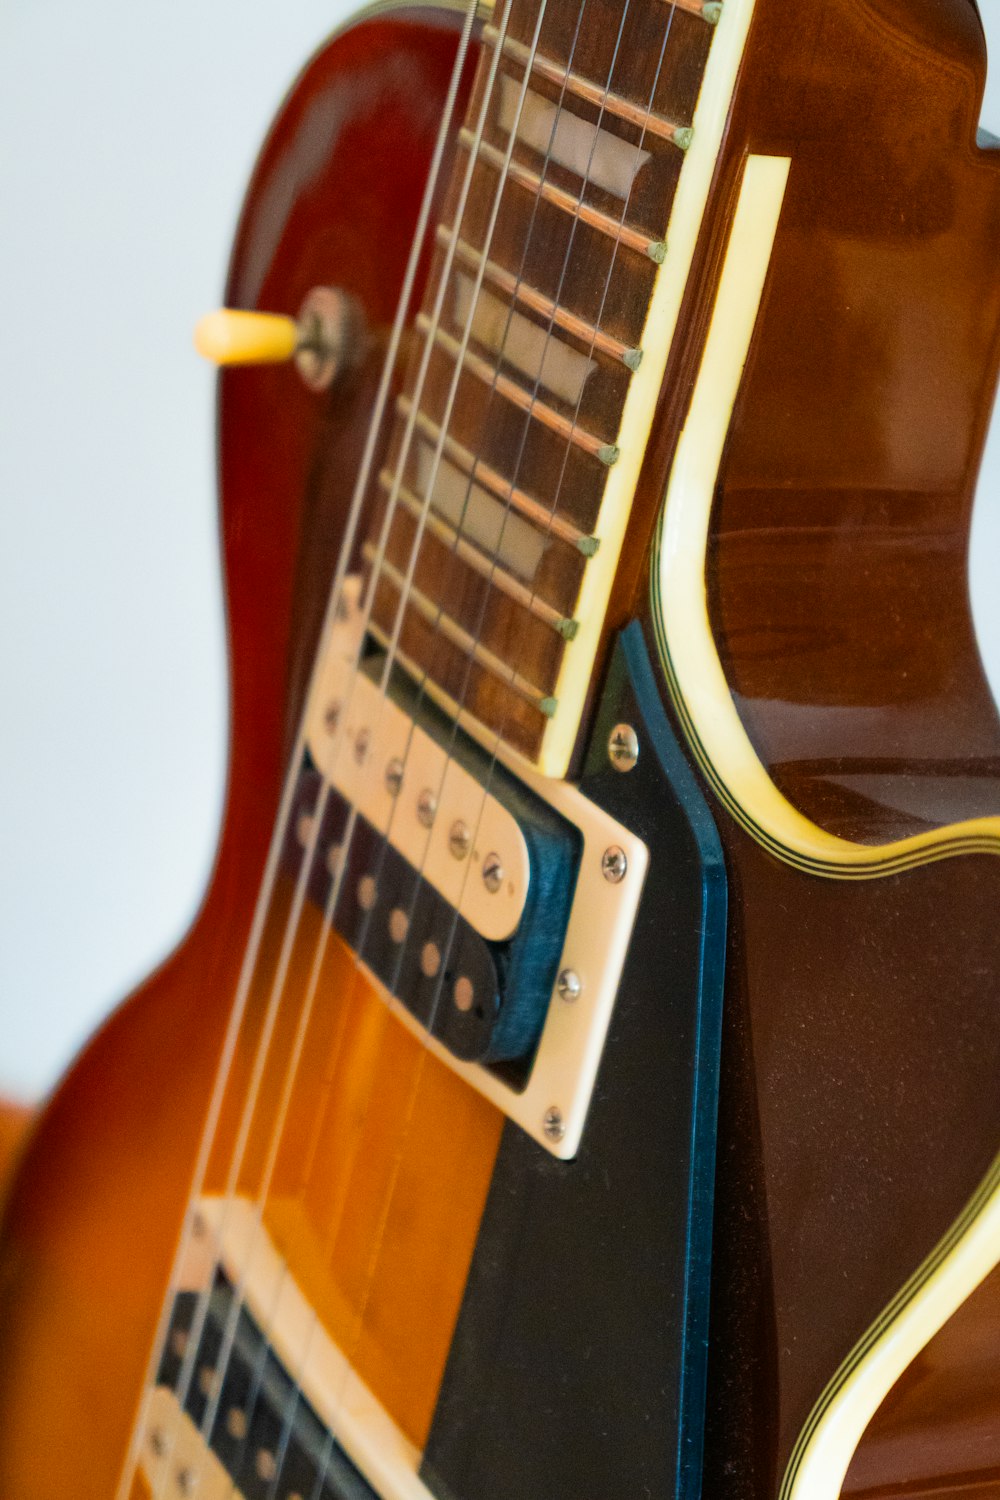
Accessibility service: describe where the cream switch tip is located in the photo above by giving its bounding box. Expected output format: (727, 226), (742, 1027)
(194, 308), (299, 366)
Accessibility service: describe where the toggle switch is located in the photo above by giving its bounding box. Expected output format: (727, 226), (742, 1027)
(194, 309), (297, 366)
(194, 285), (365, 392)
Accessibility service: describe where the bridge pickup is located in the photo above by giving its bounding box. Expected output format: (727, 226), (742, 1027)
(148, 1260), (379, 1500)
(146, 1198), (423, 1500)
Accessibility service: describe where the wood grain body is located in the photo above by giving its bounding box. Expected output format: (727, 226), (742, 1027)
(1, 2), (999, 1498)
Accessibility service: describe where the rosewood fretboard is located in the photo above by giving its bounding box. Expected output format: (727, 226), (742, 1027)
(361, 0), (735, 772)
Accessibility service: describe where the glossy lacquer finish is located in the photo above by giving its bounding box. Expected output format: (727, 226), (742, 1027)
(1, 2), (999, 1499)
(631, 1), (1000, 1496)
(709, 2), (1000, 846)
(843, 1262), (1000, 1498)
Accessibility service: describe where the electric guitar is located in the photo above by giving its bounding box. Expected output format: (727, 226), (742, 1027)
(2, 1), (999, 1497)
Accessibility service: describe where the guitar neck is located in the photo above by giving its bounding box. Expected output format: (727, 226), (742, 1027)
(362, 0), (727, 772)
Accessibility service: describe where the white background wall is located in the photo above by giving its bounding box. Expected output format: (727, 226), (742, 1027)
(1, 3), (999, 1101)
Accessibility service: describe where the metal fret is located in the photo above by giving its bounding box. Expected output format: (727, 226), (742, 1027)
(377, 469), (579, 638)
(484, 27), (692, 149)
(364, 545), (558, 712)
(436, 227), (642, 369)
(366, 0), (743, 773)
(395, 398), (601, 556)
(416, 313), (619, 463)
(458, 130), (666, 261)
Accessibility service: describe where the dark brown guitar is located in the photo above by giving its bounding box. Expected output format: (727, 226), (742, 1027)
(1, 1), (999, 1497)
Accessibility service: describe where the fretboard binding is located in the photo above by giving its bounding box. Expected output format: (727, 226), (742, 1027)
(395, 397), (597, 553)
(416, 313), (619, 464)
(364, 544), (558, 712)
(436, 227), (641, 369)
(458, 130), (666, 262)
(377, 469), (579, 639)
(484, 27), (692, 149)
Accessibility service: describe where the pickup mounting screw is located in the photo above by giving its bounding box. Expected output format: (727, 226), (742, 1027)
(482, 853), (504, 893)
(608, 723), (639, 772)
(602, 845), (628, 883)
(385, 757), (404, 797)
(417, 789), (437, 828)
(449, 820), (471, 859)
(557, 969), (582, 1002)
(543, 1106), (565, 1142)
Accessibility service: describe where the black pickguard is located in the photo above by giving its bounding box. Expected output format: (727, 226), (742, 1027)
(421, 625), (728, 1500)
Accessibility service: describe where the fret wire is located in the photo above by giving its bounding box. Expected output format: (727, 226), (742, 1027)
(378, 469), (579, 636)
(435, 226), (641, 366)
(515, 0), (699, 770)
(385, 0), (650, 775)
(459, 130), (666, 260)
(396, 396), (600, 552)
(416, 312), (619, 462)
(483, 26), (690, 147)
(357, 0), (569, 814)
(364, 543), (557, 709)
(365, 634), (553, 748)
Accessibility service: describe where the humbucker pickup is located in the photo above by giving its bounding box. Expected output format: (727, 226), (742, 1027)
(145, 1197), (418, 1500)
(297, 581), (648, 1158)
(306, 610), (534, 946)
(283, 750), (580, 1067)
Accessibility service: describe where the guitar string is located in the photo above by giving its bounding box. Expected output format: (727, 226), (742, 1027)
(248, 6), (683, 1497)
(121, 3), (482, 1494)
(183, 0), (560, 1473)
(228, 0), (620, 1486)
(289, 0), (680, 1232)
(166, 8), (528, 1487)
(157, 0), (556, 1489)
(249, 0), (597, 1261)
(170, 0), (602, 1476)
(197, 0), (681, 1486)
(193, 0), (683, 1482)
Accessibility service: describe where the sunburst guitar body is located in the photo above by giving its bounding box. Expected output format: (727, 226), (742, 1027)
(2, 2), (1000, 1498)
